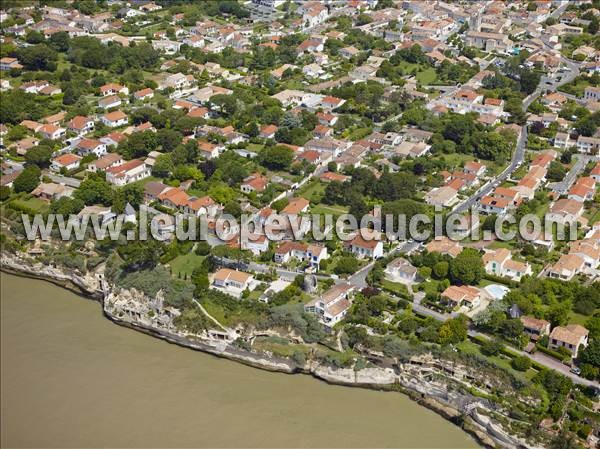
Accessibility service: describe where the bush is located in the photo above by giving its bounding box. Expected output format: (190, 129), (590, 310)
(195, 241), (211, 256)
(481, 338), (503, 356)
(511, 355), (532, 371)
(334, 256), (359, 275)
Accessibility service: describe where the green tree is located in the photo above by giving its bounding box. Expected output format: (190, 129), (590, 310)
(432, 261), (449, 279)
(74, 173), (113, 206)
(152, 154), (174, 178)
(437, 316), (468, 345)
(24, 145), (53, 168)
(13, 165), (41, 193)
(449, 248), (484, 285)
(258, 145), (294, 170)
(334, 256), (359, 275)
(512, 355), (532, 371)
(481, 338), (503, 356)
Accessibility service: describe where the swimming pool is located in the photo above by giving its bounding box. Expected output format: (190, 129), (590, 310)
(485, 284), (510, 300)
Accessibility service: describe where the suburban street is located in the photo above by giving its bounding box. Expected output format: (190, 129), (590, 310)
(548, 154), (599, 195)
(451, 53), (581, 216)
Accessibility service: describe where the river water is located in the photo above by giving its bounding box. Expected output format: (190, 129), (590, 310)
(1, 273), (476, 448)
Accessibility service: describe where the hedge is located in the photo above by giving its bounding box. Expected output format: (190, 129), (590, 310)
(535, 343), (569, 362)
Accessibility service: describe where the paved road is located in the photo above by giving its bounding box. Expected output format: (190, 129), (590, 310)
(347, 240), (421, 288)
(46, 173), (81, 188)
(548, 154), (599, 195)
(450, 54), (581, 215)
(468, 329), (598, 388)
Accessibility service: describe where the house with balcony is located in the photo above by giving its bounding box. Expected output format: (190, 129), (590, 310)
(105, 159), (150, 186)
(304, 283), (355, 328)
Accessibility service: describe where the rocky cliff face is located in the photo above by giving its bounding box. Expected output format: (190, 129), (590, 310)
(1, 251), (544, 449)
(1, 252), (102, 298)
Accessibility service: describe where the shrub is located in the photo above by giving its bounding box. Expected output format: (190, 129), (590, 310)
(511, 355), (532, 371)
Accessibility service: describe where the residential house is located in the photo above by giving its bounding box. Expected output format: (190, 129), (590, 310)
(87, 153), (123, 172)
(101, 111), (128, 128)
(591, 162), (600, 182)
(464, 161), (487, 178)
(10, 137), (38, 156)
(348, 232), (384, 260)
(197, 140), (222, 160)
(548, 198), (585, 225)
(31, 182), (74, 201)
(546, 253), (586, 281)
(241, 233), (269, 255)
(76, 138), (107, 157)
(212, 268), (255, 298)
(576, 136), (600, 155)
(105, 159), (150, 186)
(304, 283), (355, 328)
(241, 173), (269, 194)
(520, 316), (551, 341)
(384, 258), (418, 283)
(67, 116), (94, 136)
(483, 248), (532, 281)
(0, 57), (22, 71)
(100, 83), (129, 96)
(134, 87), (154, 101)
(554, 132), (570, 149)
(259, 124), (278, 139)
(281, 197), (310, 216)
(549, 324), (589, 357)
(441, 285), (482, 309)
(569, 240), (600, 270)
(98, 95), (122, 109)
(425, 186), (459, 207)
(568, 177), (596, 202)
(51, 153), (81, 172)
(38, 124), (65, 140)
(143, 181), (170, 204)
(465, 31), (512, 53)
(584, 86), (600, 102)
(425, 236), (463, 258)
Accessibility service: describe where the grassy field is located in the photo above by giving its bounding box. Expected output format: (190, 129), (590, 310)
(456, 340), (537, 381)
(246, 143), (265, 152)
(169, 253), (205, 278)
(10, 196), (49, 214)
(569, 311), (591, 326)
(584, 207), (600, 226)
(398, 61), (438, 85)
(298, 180), (325, 202)
(311, 203), (348, 217)
(381, 279), (410, 296)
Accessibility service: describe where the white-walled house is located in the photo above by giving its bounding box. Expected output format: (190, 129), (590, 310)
(105, 159), (150, 186)
(76, 138), (107, 157)
(304, 283), (355, 328)
(549, 324), (589, 357)
(349, 233), (384, 259)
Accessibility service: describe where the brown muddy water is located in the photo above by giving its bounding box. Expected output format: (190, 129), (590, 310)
(1, 273), (477, 448)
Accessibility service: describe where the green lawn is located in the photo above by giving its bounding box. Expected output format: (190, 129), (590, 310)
(311, 203), (348, 217)
(456, 340), (537, 381)
(584, 207), (600, 226)
(298, 180), (325, 202)
(381, 279), (410, 297)
(10, 196), (49, 214)
(169, 253), (205, 278)
(489, 240), (517, 250)
(247, 143), (265, 152)
(397, 61), (438, 85)
(569, 311), (591, 326)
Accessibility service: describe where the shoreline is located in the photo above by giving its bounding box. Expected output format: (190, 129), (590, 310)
(1, 260), (530, 449)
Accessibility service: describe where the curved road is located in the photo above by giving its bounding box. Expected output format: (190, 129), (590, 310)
(451, 51), (581, 215)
